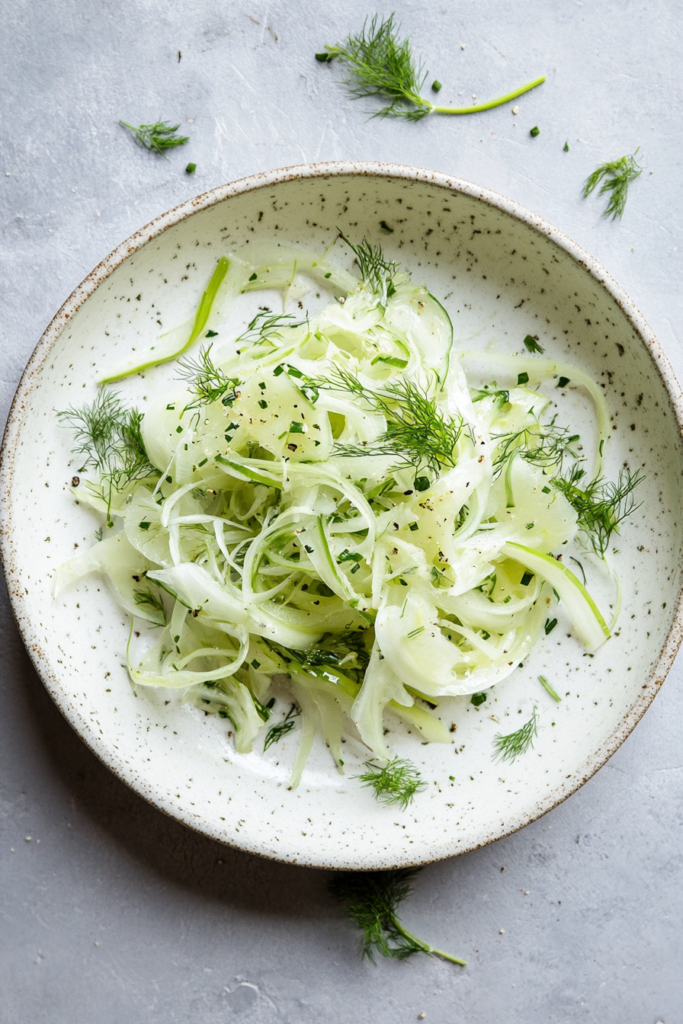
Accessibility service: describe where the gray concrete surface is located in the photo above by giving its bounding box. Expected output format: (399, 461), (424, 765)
(1, 1), (682, 1020)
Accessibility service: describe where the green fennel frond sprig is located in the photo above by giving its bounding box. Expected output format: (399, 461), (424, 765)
(58, 391), (157, 526)
(328, 868), (467, 965)
(120, 119), (189, 155)
(263, 704), (300, 751)
(235, 311), (309, 349)
(316, 13), (545, 121)
(316, 367), (465, 481)
(493, 707), (538, 763)
(338, 232), (398, 306)
(582, 150), (643, 219)
(355, 758), (427, 809)
(177, 346), (242, 409)
(553, 465), (643, 557)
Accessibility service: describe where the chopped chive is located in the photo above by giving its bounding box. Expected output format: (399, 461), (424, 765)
(409, 522), (419, 532)
(289, 421), (304, 433)
(379, 220), (394, 233)
(557, 376), (570, 388)
(139, 521), (150, 531)
(521, 571), (534, 586)
(431, 80), (442, 93)
(315, 51), (332, 62)
(338, 549), (363, 562)
(287, 364), (303, 378)
(175, 425), (183, 433)
(539, 675), (562, 702)
(185, 162), (197, 174)
(517, 371), (529, 385)
(414, 476), (430, 492)
(407, 626), (425, 639)
(544, 618), (558, 635)
(530, 126), (540, 137)
(251, 659), (261, 669)
(541, 485), (551, 494)
(205, 329), (218, 337)
(249, 272), (258, 282)
(523, 334), (544, 354)
(198, 458), (208, 467)
(258, 399), (268, 409)
(324, 271), (332, 279)
(525, 522), (535, 530)
(471, 692), (487, 706)
(273, 364), (284, 376)
(350, 563), (360, 574)
(563, 141), (569, 152)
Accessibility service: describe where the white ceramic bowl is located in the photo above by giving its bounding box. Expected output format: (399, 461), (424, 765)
(3, 162), (683, 869)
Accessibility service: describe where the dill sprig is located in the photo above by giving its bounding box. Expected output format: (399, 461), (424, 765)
(177, 346), (241, 408)
(582, 150), (643, 219)
(120, 119), (189, 155)
(133, 587), (166, 623)
(339, 233), (398, 306)
(263, 704), (299, 751)
(553, 466), (643, 557)
(493, 421), (581, 472)
(318, 367), (464, 480)
(235, 311), (309, 349)
(355, 758), (426, 809)
(316, 13), (545, 121)
(493, 707), (538, 763)
(58, 391), (157, 525)
(328, 868), (467, 965)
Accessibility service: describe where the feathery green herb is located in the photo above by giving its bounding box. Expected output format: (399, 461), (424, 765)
(319, 367), (465, 479)
(328, 868), (467, 965)
(134, 587), (166, 622)
(58, 391), (156, 525)
(120, 120), (189, 154)
(582, 150), (643, 219)
(339, 232), (398, 306)
(355, 758), (426, 808)
(493, 707), (538, 763)
(553, 466), (642, 557)
(263, 704), (299, 751)
(235, 311), (309, 349)
(178, 346), (241, 409)
(493, 422), (581, 472)
(316, 13), (545, 121)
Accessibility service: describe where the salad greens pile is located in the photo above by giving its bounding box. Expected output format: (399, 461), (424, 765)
(57, 237), (639, 793)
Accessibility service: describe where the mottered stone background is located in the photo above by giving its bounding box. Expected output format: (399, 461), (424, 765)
(1, 0), (682, 1021)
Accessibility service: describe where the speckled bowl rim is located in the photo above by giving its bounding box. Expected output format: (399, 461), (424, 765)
(2, 160), (683, 869)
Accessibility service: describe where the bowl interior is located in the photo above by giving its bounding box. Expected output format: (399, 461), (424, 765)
(4, 167), (683, 868)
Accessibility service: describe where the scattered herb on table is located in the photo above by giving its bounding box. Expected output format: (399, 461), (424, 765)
(356, 758), (426, 808)
(329, 868), (467, 965)
(119, 120), (189, 154)
(493, 707), (538, 762)
(315, 13), (545, 121)
(582, 149), (643, 219)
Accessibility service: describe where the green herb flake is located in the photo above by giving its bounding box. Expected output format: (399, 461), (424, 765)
(493, 708), (538, 763)
(523, 335), (544, 354)
(185, 162), (197, 174)
(539, 675), (562, 702)
(471, 692), (487, 706)
(355, 758), (426, 809)
(517, 371), (530, 385)
(530, 125), (540, 137)
(120, 119), (189, 154)
(563, 140), (569, 152)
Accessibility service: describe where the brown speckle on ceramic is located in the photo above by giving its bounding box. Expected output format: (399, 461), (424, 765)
(2, 161), (683, 870)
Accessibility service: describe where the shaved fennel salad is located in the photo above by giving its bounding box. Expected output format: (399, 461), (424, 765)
(57, 236), (640, 797)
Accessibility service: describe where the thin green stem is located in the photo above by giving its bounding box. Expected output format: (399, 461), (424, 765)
(431, 75), (546, 115)
(396, 920), (468, 966)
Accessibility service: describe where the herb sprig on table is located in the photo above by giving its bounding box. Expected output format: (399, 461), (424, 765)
(119, 119), (189, 154)
(582, 150), (643, 219)
(316, 13), (545, 121)
(329, 868), (467, 965)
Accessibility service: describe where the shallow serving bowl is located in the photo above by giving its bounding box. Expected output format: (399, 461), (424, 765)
(2, 161), (683, 869)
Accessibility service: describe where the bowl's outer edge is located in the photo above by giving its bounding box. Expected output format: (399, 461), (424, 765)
(2, 159), (683, 870)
